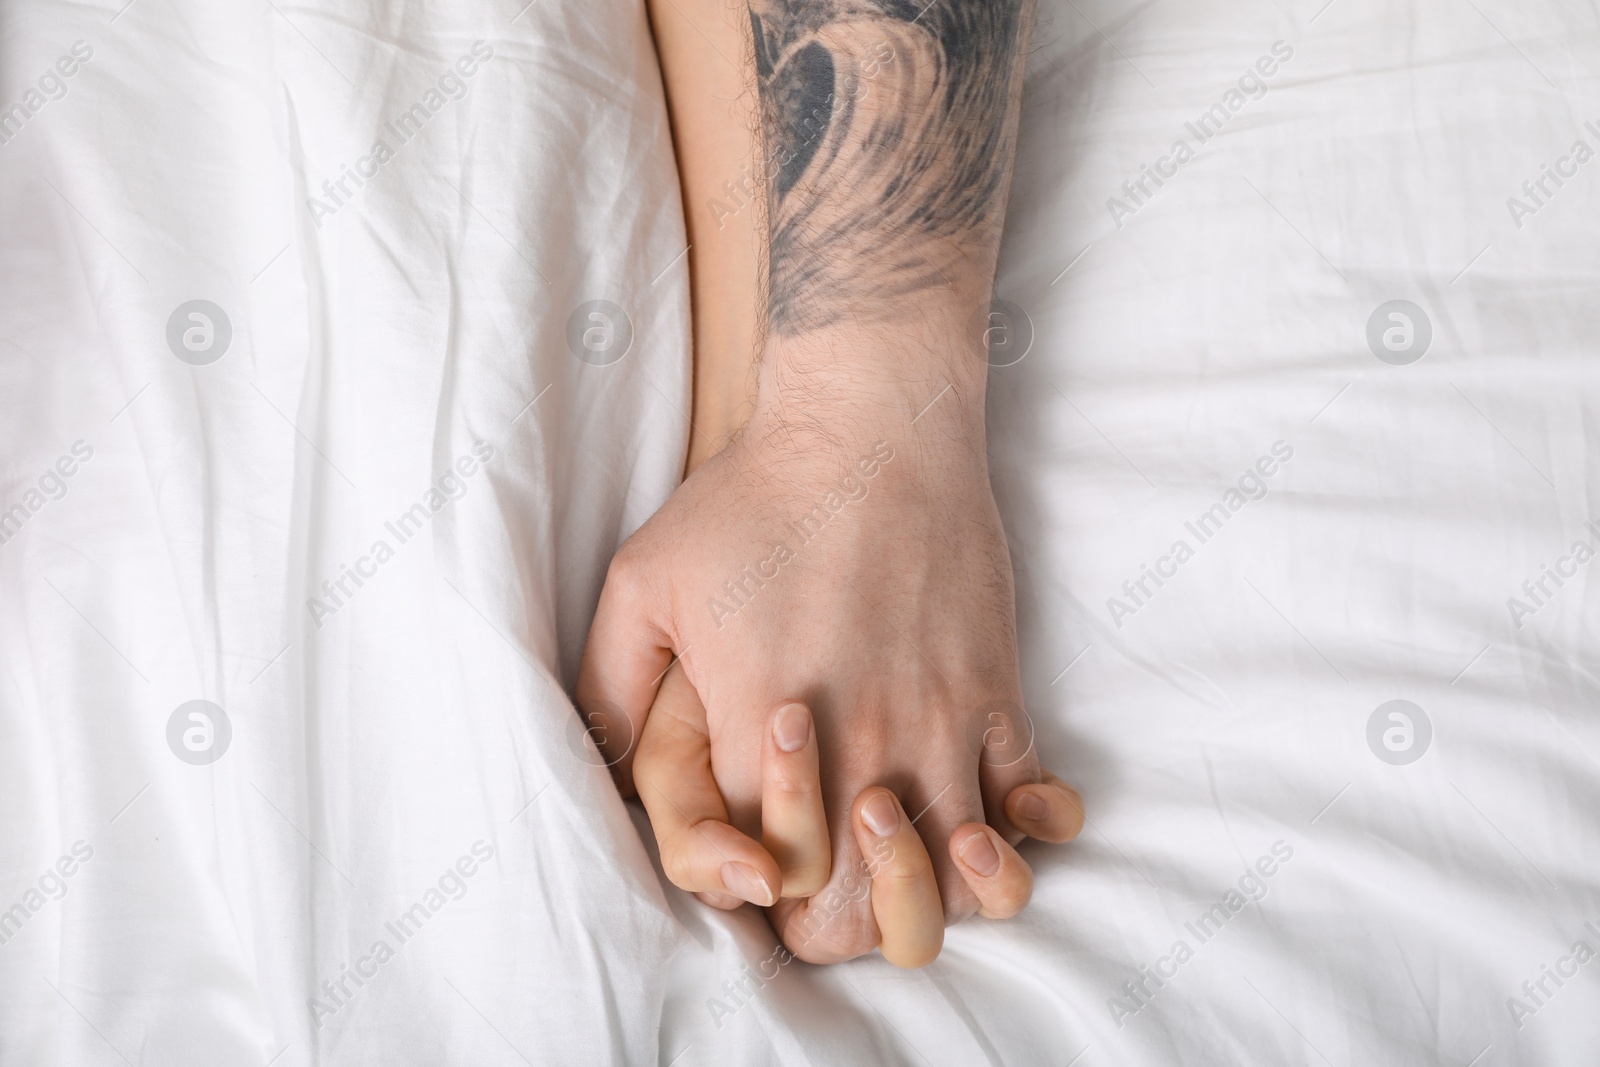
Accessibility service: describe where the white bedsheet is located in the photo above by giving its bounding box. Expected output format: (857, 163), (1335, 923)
(1, 0), (1596, 1064)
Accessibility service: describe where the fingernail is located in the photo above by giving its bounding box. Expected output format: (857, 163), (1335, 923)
(773, 703), (810, 753)
(959, 831), (1001, 877)
(862, 793), (899, 837)
(721, 862), (775, 907)
(1016, 791), (1049, 824)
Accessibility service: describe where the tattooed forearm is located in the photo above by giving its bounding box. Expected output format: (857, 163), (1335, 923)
(749, 0), (1030, 337)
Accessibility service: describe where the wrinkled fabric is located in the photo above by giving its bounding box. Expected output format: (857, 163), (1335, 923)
(0, 1), (1595, 1064)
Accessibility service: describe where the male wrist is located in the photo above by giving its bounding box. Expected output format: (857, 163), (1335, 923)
(757, 340), (986, 430)
(757, 302), (991, 418)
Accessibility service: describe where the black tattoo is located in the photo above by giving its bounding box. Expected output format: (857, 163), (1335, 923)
(749, 0), (1029, 335)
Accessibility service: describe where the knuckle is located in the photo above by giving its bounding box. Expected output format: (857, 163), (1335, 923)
(877, 851), (934, 886)
(658, 827), (707, 889)
(662, 849), (697, 891)
(986, 894), (1027, 920)
(767, 766), (821, 797)
(786, 904), (877, 962)
(658, 829), (687, 868)
(974, 877), (1028, 919)
(609, 536), (645, 574)
(602, 542), (652, 603)
(1006, 885), (1035, 917)
(631, 733), (670, 792)
(780, 880), (878, 962)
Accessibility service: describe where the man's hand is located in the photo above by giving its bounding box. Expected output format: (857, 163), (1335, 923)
(577, 387), (1081, 961)
(595, 0), (1059, 964)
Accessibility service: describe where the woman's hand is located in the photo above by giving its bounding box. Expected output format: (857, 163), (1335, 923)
(627, 661), (1084, 966)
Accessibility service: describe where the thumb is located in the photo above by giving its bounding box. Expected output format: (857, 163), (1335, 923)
(635, 662), (780, 908)
(575, 551), (675, 794)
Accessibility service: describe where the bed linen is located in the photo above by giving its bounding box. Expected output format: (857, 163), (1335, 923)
(1, 0), (1596, 1063)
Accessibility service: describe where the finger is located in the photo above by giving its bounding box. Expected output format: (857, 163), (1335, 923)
(949, 824), (1033, 920)
(973, 700), (1041, 843)
(575, 549), (674, 794)
(1004, 771), (1085, 844)
(889, 767), (985, 924)
(770, 712), (878, 965)
(634, 663), (780, 906)
(762, 702), (831, 898)
(854, 789), (944, 969)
